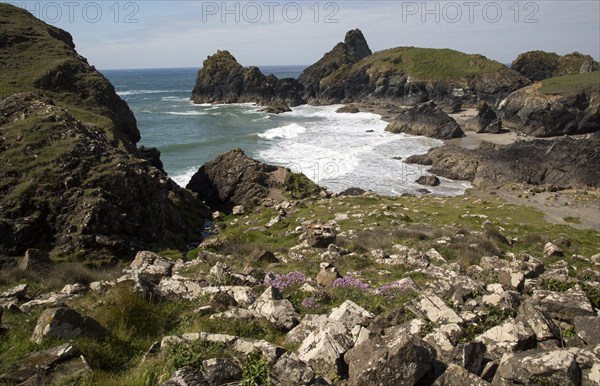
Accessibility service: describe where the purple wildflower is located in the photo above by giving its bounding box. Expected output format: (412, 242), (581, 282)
(264, 271), (307, 291)
(332, 276), (370, 292)
(375, 279), (415, 299)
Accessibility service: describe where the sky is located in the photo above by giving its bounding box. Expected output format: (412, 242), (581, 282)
(4, 0), (600, 69)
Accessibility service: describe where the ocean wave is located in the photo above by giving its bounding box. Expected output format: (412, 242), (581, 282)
(162, 96), (190, 102)
(116, 89), (181, 96)
(165, 111), (209, 116)
(170, 167), (198, 187)
(258, 123), (306, 140)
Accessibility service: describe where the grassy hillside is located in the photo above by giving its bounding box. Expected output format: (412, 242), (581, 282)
(358, 47), (506, 80)
(540, 71), (600, 94)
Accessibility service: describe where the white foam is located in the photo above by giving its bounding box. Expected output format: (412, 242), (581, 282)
(165, 111), (209, 116)
(162, 96), (190, 102)
(255, 105), (471, 196)
(116, 89), (179, 96)
(258, 123), (307, 139)
(170, 167), (198, 187)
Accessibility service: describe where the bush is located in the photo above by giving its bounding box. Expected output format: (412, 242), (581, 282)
(241, 350), (270, 386)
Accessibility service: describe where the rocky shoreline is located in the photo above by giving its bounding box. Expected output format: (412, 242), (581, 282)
(1, 3), (599, 386)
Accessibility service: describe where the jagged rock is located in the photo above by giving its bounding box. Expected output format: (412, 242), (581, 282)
(494, 348), (583, 385)
(463, 341), (487, 375)
(465, 102), (501, 133)
(416, 175), (441, 186)
(385, 102), (464, 140)
(306, 224), (336, 248)
(286, 314), (332, 344)
(512, 50), (599, 82)
(424, 323), (462, 360)
(574, 316), (600, 346)
(19, 249), (54, 271)
(434, 364), (490, 385)
(0, 18), (208, 262)
(161, 366), (208, 386)
(260, 101), (291, 114)
(328, 300), (374, 330)
(297, 319), (354, 376)
(543, 242), (564, 259)
(532, 285), (595, 323)
(339, 187), (367, 196)
(202, 358), (242, 385)
(500, 80), (599, 137)
(19, 294), (66, 313)
(0, 344), (91, 385)
(345, 330), (435, 386)
(248, 248), (278, 263)
(186, 148), (319, 212)
(408, 293), (463, 324)
(129, 251), (174, 282)
(191, 50), (304, 106)
(497, 268), (525, 292)
(270, 352), (315, 385)
(0, 283), (28, 299)
(299, 29), (372, 102)
(316, 262), (342, 287)
(336, 105), (360, 113)
(516, 300), (560, 341)
(209, 292), (238, 312)
(209, 262), (257, 286)
(249, 286), (300, 330)
(474, 320), (536, 359)
(231, 205), (245, 215)
(60, 283), (88, 297)
(31, 307), (106, 344)
(412, 133), (600, 188)
(158, 277), (206, 300)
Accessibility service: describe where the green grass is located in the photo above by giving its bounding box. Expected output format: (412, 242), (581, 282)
(539, 71), (600, 94)
(353, 47), (506, 80)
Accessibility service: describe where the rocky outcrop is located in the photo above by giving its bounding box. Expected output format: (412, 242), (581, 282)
(186, 148), (320, 212)
(0, 4), (208, 262)
(410, 133), (600, 188)
(512, 50), (599, 82)
(31, 307), (106, 343)
(313, 46), (530, 106)
(298, 29), (372, 103)
(385, 102), (464, 139)
(499, 78), (600, 137)
(191, 50), (304, 106)
(464, 101), (503, 133)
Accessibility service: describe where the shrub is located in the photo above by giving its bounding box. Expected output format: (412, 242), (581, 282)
(241, 350), (270, 386)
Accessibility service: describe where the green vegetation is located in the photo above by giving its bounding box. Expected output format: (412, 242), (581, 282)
(355, 47), (506, 80)
(540, 71), (600, 94)
(241, 351), (271, 386)
(284, 171), (322, 199)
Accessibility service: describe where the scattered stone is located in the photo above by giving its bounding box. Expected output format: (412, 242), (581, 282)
(346, 331), (436, 386)
(329, 300), (374, 330)
(161, 366), (208, 386)
(409, 293), (463, 324)
(463, 341), (487, 375)
(516, 300), (560, 341)
(305, 224), (336, 248)
(270, 352), (315, 385)
(434, 363), (490, 385)
(498, 268), (525, 292)
(574, 316), (600, 346)
(31, 307), (106, 344)
(249, 286), (300, 330)
(19, 249), (54, 271)
(474, 320), (536, 359)
(232, 205), (246, 215)
(209, 292), (238, 312)
(202, 358), (242, 385)
(316, 262), (341, 287)
(543, 242), (564, 259)
(0, 344), (91, 385)
(494, 349), (582, 386)
(0, 283), (28, 299)
(532, 285), (595, 323)
(297, 319), (353, 376)
(248, 248), (278, 264)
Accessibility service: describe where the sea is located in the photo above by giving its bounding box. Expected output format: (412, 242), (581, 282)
(101, 67), (470, 196)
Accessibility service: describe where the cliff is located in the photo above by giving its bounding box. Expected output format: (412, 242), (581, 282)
(512, 50), (600, 82)
(0, 4), (208, 262)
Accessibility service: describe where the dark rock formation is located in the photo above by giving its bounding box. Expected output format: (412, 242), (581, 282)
(385, 102), (464, 139)
(416, 175), (440, 186)
(512, 50), (600, 82)
(500, 76), (600, 137)
(0, 4), (208, 262)
(464, 101), (503, 133)
(260, 101), (291, 114)
(298, 29), (372, 103)
(412, 133), (600, 187)
(191, 50), (304, 106)
(336, 105), (360, 113)
(139, 145), (164, 171)
(186, 148), (320, 212)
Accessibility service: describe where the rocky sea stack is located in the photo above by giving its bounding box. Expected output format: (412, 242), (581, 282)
(0, 4), (208, 263)
(191, 50), (304, 107)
